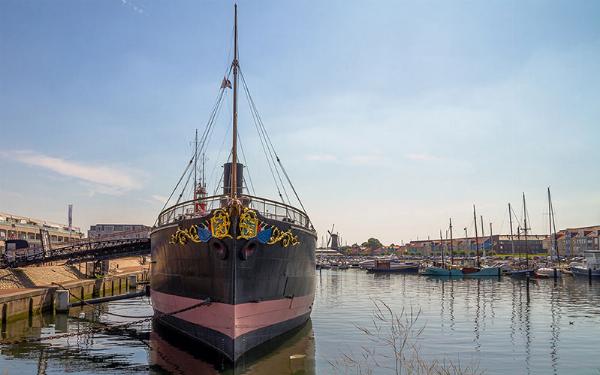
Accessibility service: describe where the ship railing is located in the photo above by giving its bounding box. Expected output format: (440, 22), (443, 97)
(156, 194), (312, 229)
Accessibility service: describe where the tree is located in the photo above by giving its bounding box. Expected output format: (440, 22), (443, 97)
(366, 238), (383, 250)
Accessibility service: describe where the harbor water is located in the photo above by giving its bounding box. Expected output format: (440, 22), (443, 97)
(1, 269), (600, 374)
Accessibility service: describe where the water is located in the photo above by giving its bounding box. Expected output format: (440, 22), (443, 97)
(1, 270), (600, 374)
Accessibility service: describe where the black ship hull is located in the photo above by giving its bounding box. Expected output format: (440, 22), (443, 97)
(150, 206), (316, 361)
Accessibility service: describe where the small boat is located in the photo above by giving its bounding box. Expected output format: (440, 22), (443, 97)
(507, 268), (534, 278)
(534, 267), (561, 278)
(420, 266), (463, 277)
(367, 260), (419, 274)
(461, 266), (502, 277)
(572, 250), (600, 278)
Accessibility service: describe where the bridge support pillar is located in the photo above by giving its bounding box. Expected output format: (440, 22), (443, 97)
(128, 275), (137, 290)
(55, 290), (69, 313)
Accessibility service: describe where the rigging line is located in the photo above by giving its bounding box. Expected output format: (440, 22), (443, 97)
(198, 91), (226, 181)
(239, 68), (290, 205)
(196, 84), (228, 163)
(237, 133), (256, 195)
(176, 161), (196, 205)
(154, 156), (194, 226)
(193, 65), (232, 171)
(277, 159), (309, 216)
(207, 96), (232, 192)
(510, 205), (522, 229)
(197, 86), (225, 153)
(213, 149), (232, 196)
(238, 72), (283, 200)
(247, 91), (285, 203)
(239, 69), (295, 206)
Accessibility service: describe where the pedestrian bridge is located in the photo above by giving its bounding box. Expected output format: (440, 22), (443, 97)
(2, 233), (151, 268)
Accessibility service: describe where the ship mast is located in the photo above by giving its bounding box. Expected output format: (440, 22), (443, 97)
(231, 4), (240, 199)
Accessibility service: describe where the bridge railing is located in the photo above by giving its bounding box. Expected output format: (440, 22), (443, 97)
(157, 194), (312, 229)
(2, 237), (150, 267)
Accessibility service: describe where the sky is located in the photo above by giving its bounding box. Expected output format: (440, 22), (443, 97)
(1, 0), (599, 245)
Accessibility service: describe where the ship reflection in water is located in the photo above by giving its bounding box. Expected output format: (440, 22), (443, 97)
(150, 320), (315, 374)
(0, 300), (315, 374)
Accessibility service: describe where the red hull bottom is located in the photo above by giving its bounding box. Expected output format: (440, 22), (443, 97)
(151, 289), (314, 360)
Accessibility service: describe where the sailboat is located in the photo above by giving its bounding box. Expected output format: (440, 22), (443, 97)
(460, 205), (501, 277)
(420, 218), (463, 276)
(150, 5), (317, 361)
(535, 187), (561, 278)
(508, 193), (534, 278)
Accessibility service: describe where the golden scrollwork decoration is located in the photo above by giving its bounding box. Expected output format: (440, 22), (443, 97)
(267, 226), (300, 247)
(169, 225), (200, 245)
(168, 207), (299, 248)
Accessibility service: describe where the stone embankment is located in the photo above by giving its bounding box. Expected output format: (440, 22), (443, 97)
(0, 257), (150, 326)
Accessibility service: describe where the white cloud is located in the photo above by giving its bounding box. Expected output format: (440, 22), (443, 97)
(5, 150), (142, 195)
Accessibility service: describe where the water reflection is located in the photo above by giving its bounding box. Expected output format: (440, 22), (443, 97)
(149, 320), (315, 375)
(1, 272), (600, 374)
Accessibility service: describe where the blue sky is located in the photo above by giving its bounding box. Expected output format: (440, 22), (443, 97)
(1, 0), (599, 244)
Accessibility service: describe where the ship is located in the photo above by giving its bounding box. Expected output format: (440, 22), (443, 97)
(150, 5), (317, 361)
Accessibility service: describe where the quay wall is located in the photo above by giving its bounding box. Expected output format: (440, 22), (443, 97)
(0, 271), (148, 327)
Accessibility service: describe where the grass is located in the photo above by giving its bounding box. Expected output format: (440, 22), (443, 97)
(329, 299), (484, 375)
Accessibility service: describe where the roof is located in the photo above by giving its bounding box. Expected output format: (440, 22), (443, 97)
(0, 211), (81, 232)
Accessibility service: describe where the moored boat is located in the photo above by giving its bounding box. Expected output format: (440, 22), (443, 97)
(534, 267), (561, 278)
(572, 250), (600, 278)
(420, 266), (463, 277)
(367, 260), (419, 273)
(150, 6), (316, 362)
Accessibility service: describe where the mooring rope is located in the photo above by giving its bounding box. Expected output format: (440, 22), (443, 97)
(0, 283), (211, 345)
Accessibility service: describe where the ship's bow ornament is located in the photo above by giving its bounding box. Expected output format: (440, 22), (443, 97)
(210, 209), (233, 239)
(170, 207), (299, 247)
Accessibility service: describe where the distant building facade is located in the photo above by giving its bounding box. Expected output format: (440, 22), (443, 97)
(555, 226), (600, 257)
(88, 224), (151, 240)
(404, 234), (546, 256)
(399, 226), (600, 258)
(0, 212), (83, 250)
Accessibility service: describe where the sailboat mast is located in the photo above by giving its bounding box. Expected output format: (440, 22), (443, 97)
(449, 218), (454, 265)
(489, 222), (493, 254)
(474, 205), (480, 267)
(548, 187), (553, 259)
(231, 4), (239, 199)
(523, 193), (529, 268)
(548, 187), (560, 264)
(480, 215), (485, 257)
(440, 229), (445, 266)
(509, 203), (515, 257)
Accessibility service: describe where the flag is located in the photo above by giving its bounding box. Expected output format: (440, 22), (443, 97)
(221, 77), (232, 89)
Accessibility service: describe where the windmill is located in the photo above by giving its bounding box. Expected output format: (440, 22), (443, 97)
(326, 224), (339, 250)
